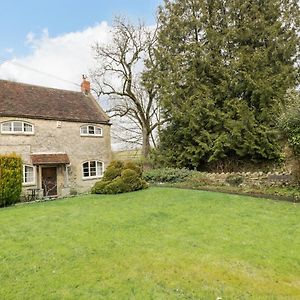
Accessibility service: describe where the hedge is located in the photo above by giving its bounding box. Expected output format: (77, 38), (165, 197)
(0, 154), (23, 207)
(143, 167), (193, 183)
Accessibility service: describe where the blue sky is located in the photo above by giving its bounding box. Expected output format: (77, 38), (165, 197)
(0, 0), (162, 58)
(0, 1), (162, 150)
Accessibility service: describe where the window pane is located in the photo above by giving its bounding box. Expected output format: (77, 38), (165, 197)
(81, 126), (88, 134)
(95, 127), (102, 135)
(13, 121), (23, 132)
(90, 161), (96, 168)
(26, 167), (34, 182)
(24, 123), (33, 132)
(83, 162), (89, 177)
(24, 166), (34, 183)
(2, 122), (12, 132)
(88, 126), (95, 134)
(89, 161), (96, 176)
(96, 162), (103, 176)
(83, 166), (90, 173)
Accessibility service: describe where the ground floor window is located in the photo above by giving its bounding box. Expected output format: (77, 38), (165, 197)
(23, 165), (35, 185)
(82, 161), (103, 179)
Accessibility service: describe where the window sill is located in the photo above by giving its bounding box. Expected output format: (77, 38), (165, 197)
(22, 182), (36, 187)
(80, 134), (103, 138)
(1, 132), (34, 136)
(82, 176), (103, 181)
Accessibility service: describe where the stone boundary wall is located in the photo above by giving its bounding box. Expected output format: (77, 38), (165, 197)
(199, 171), (294, 187)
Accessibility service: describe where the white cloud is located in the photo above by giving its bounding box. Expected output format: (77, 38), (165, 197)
(0, 22), (112, 91)
(0, 22), (151, 151)
(25, 32), (36, 45)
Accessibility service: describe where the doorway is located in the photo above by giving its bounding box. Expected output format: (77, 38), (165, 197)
(42, 167), (57, 197)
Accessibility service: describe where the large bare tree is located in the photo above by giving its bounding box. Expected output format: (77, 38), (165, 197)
(91, 18), (162, 158)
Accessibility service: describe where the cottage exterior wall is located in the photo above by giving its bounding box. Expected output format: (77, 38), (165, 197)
(0, 116), (112, 196)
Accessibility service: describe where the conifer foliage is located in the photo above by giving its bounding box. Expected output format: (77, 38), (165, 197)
(153, 0), (299, 170)
(279, 90), (300, 156)
(0, 154), (22, 207)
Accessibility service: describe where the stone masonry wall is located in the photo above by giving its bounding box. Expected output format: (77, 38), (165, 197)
(0, 116), (112, 195)
(201, 171), (294, 187)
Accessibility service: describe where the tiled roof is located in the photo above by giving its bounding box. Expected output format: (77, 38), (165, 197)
(0, 80), (110, 124)
(31, 153), (70, 165)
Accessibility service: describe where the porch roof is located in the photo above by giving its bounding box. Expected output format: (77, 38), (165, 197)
(31, 153), (70, 165)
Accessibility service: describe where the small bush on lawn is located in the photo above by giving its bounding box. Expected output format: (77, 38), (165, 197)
(104, 177), (128, 194)
(102, 160), (124, 181)
(91, 181), (110, 194)
(0, 154), (23, 207)
(143, 167), (192, 183)
(92, 160), (148, 194)
(121, 169), (147, 191)
(124, 161), (143, 177)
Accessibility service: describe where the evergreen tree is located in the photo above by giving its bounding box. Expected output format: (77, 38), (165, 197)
(279, 90), (300, 156)
(153, 0), (299, 170)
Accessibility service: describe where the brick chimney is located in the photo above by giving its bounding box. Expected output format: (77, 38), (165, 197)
(81, 75), (90, 94)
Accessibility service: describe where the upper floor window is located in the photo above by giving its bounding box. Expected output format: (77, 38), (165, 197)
(82, 161), (103, 179)
(80, 125), (102, 137)
(23, 165), (35, 185)
(1, 121), (34, 135)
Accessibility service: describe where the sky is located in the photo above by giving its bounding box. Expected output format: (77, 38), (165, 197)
(0, 0), (162, 91)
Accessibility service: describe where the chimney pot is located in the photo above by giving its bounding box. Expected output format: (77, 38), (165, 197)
(81, 75), (90, 94)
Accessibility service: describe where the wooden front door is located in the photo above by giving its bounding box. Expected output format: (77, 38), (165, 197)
(42, 167), (57, 197)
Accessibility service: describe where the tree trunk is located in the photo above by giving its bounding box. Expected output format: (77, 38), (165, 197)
(142, 129), (151, 158)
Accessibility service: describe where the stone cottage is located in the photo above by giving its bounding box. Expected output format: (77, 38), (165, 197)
(0, 78), (111, 198)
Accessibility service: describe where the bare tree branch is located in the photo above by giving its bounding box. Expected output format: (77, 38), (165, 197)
(90, 17), (163, 157)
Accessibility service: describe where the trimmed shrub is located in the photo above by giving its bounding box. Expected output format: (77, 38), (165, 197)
(122, 169), (139, 183)
(102, 160), (124, 181)
(123, 161), (143, 176)
(0, 154), (23, 207)
(104, 177), (128, 194)
(143, 167), (192, 183)
(91, 180), (110, 194)
(109, 160), (124, 169)
(92, 160), (148, 194)
(121, 169), (147, 191)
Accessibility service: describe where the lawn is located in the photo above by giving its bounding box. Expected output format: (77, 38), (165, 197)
(0, 187), (300, 299)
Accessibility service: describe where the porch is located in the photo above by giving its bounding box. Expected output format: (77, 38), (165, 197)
(30, 153), (70, 198)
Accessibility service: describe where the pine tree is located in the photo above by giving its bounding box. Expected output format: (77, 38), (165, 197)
(153, 0), (299, 170)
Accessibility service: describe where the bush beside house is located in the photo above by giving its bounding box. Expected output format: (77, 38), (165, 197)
(92, 160), (148, 194)
(0, 154), (22, 207)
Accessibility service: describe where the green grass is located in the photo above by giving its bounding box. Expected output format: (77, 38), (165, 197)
(1, 187), (300, 299)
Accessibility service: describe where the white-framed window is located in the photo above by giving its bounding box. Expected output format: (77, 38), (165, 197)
(80, 125), (102, 137)
(82, 161), (103, 179)
(23, 165), (35, 185)
(1, 121), (34, 135)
